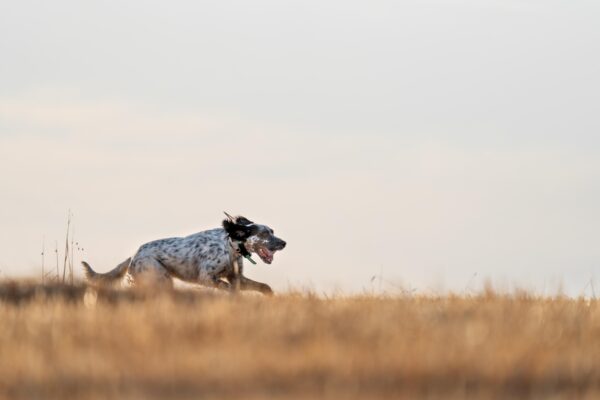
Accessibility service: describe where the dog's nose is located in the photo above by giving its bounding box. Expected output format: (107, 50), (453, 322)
(280, 240), (286, 249)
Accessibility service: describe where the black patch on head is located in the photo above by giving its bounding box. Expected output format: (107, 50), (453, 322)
(222, 219), (258, 241)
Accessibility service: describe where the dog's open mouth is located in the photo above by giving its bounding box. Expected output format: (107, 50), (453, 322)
(257, 247), (274, 264)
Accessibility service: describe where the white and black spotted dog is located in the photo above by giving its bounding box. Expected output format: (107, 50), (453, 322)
(82, 213), (286, 295)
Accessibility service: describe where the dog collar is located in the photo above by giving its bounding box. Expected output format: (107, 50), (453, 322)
(229, 239), (257, 265)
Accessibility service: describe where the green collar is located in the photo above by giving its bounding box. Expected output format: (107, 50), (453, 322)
(229, 239), (257, 265)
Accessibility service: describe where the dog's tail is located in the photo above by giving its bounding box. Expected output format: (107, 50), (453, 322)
(82, 258), (132, 285)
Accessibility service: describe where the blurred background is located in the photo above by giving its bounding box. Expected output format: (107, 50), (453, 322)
(1, 0), (599, 295)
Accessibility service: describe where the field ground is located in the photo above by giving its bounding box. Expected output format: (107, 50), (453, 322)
(0, 281), (599, 400)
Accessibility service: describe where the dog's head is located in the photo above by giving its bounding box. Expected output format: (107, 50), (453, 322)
(222, 213), (286, 264)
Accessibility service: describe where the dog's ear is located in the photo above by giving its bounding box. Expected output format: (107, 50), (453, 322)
(223, 211), (235, 221)
(235, 216), (254, 226)
(223, 212), (254, 226)
(223, 219), (256, 241)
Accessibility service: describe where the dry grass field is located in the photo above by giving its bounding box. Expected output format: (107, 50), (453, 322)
(0, 281), (599, 400)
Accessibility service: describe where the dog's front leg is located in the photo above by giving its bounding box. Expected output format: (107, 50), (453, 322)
(239, 275), (273, 296)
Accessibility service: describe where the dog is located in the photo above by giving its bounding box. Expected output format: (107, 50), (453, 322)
(82, 213), (286, 295)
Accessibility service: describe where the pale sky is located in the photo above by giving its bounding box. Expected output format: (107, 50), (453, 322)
(1, 0), (599, 295)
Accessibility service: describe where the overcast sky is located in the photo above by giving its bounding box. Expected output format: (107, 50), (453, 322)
(1, 0), (599, 295)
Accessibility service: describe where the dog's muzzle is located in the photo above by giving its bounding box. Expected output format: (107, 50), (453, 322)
(257, 238), (286, 265)
(273, 239), (286, 251)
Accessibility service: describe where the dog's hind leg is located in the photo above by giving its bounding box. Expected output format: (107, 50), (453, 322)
(129, 257), (173, 289)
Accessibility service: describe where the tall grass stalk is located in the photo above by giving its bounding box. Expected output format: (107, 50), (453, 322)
(62, 210), (72, 283)
(41, 237), (45, 284)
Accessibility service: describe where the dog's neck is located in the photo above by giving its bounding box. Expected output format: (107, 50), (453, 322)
(228, 237), (257, 265)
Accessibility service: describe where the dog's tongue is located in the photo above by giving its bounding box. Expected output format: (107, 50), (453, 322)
(259, 248), (274, 264)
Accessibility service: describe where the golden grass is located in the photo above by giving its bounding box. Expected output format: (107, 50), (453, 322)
(0, 281), (599, 400)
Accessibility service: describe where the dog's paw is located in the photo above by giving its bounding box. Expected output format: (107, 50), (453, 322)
(260, 284), (274, 296)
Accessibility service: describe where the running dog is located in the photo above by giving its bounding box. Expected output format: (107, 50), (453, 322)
(82, 213), (286, 295)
